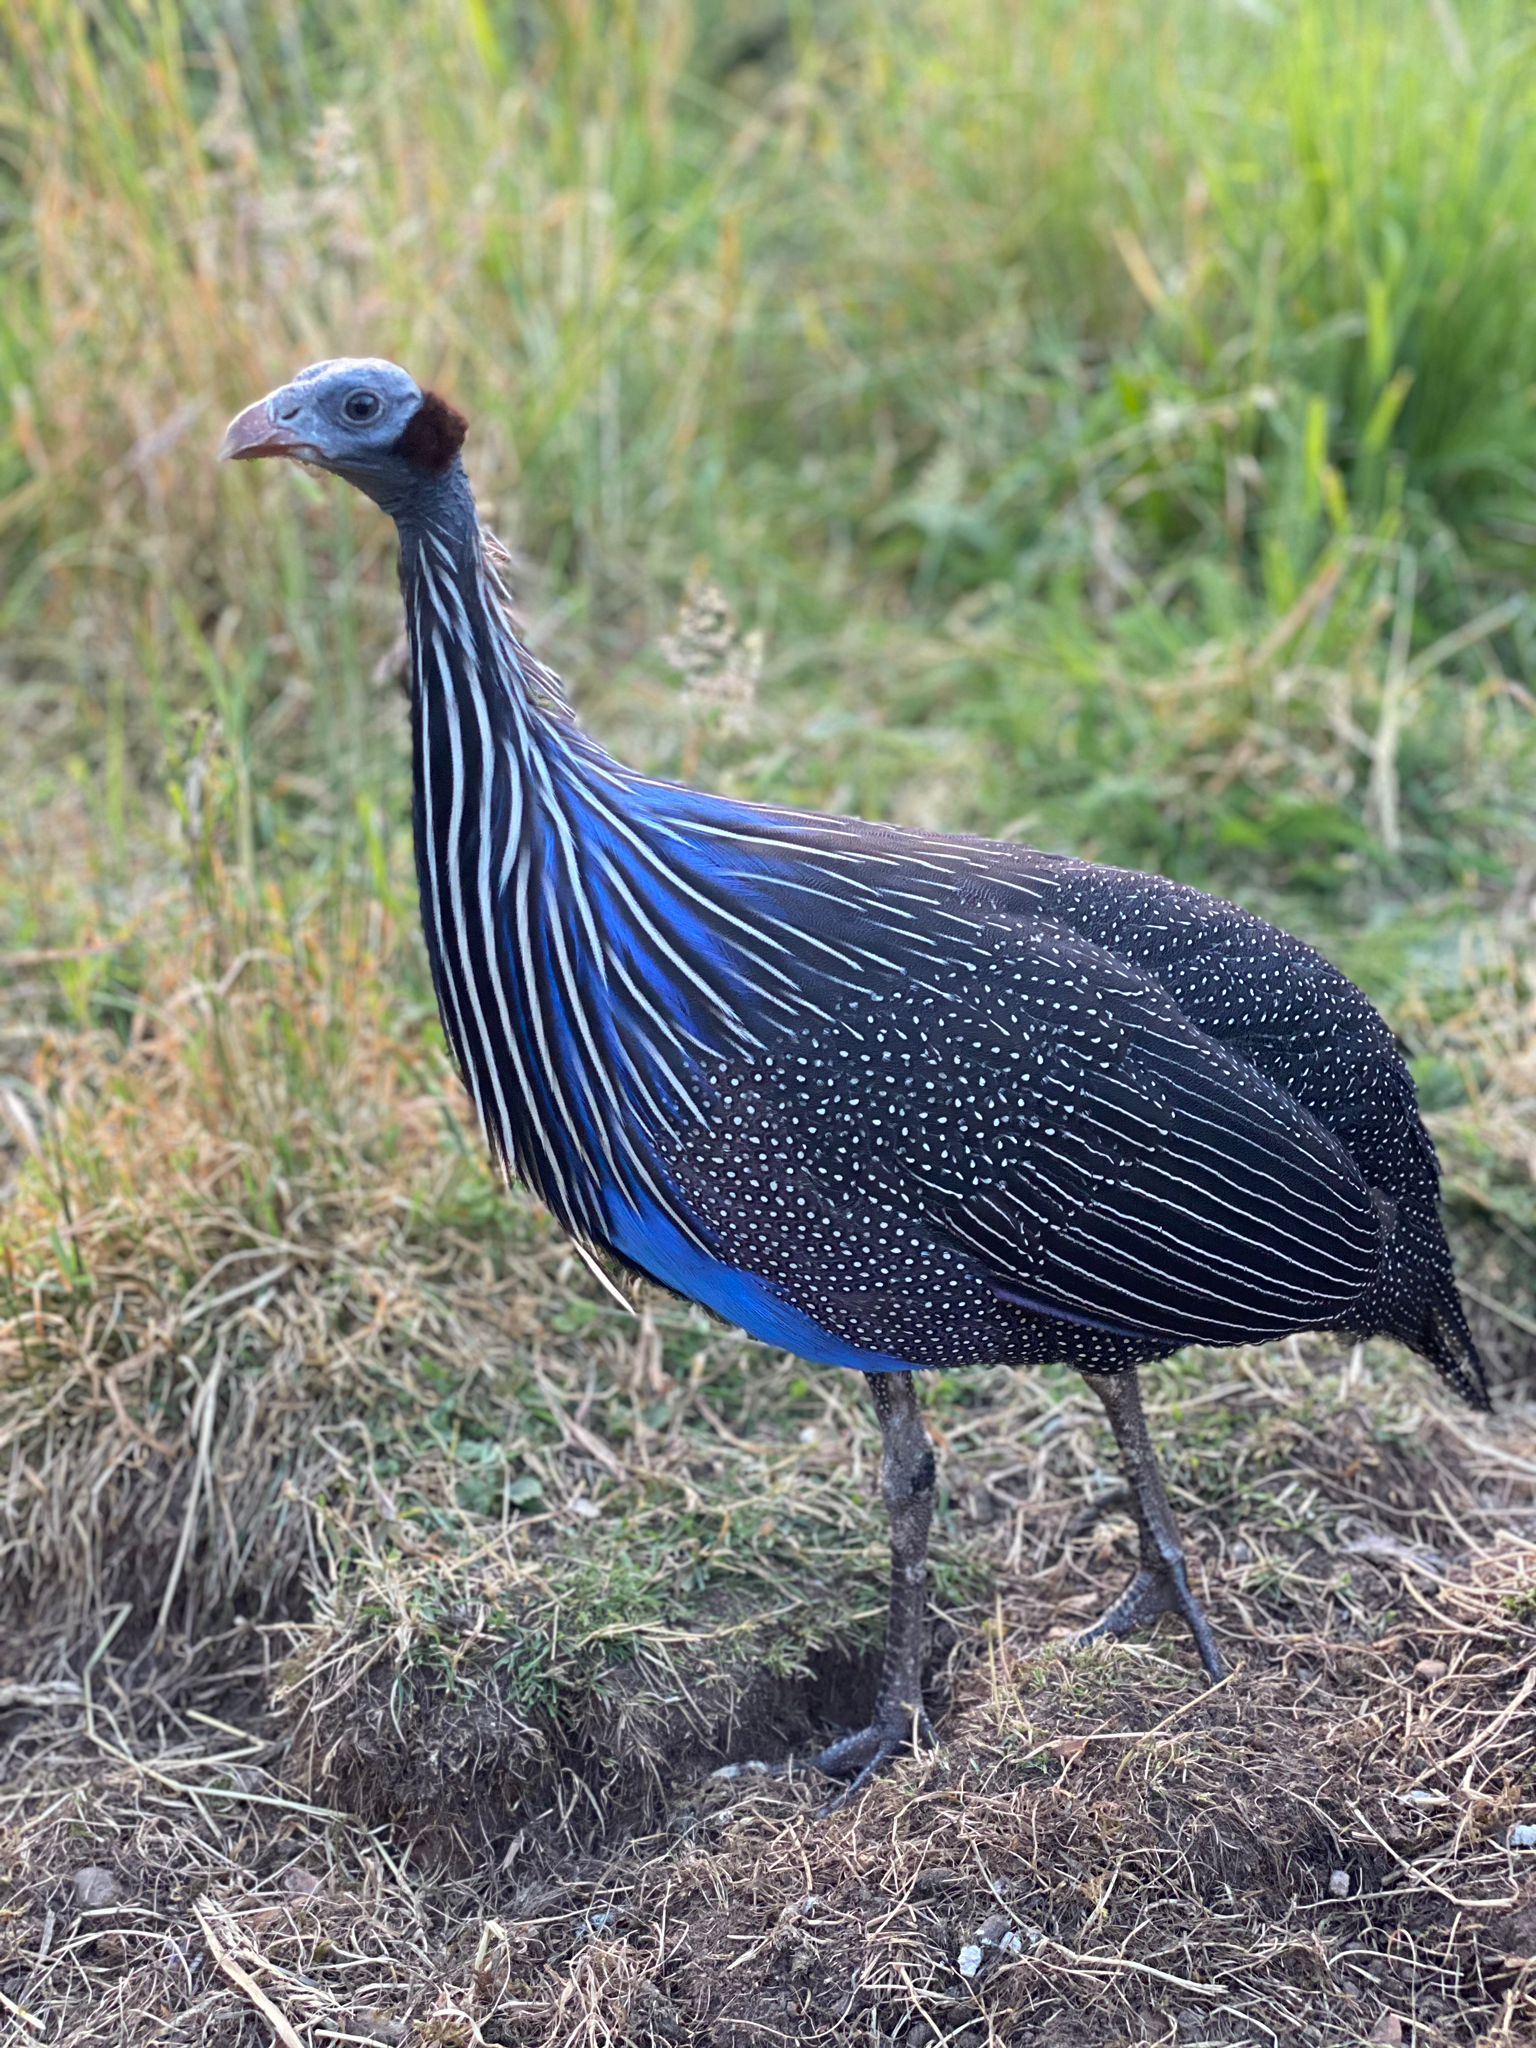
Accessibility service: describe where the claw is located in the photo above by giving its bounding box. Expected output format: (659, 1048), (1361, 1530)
(1077, 1555), (1226, 1682)
(814, 1705), (933, 1813)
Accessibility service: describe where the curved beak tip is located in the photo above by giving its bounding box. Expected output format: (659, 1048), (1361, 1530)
(219, 397), (306, 463)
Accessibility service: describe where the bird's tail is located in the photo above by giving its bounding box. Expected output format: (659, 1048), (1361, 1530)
(1380, 1248), (1490, 1412)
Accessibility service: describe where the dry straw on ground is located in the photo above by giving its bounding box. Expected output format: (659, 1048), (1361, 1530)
(5, 695), (1530, 2048)
(3, 1357), (1534, 2047)
(2, 866), (1534, 2046)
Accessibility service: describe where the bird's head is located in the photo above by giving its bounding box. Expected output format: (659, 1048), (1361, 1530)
(219, 358), (468, 511)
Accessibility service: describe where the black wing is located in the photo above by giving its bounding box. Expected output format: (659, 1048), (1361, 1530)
(640, 813), (1474, 1385)
(760, 912), (1389, 1356)
(906, 916), (1387, 1346)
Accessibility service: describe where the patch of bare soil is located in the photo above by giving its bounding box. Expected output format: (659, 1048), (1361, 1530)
(3, 1348), (1533, 2048)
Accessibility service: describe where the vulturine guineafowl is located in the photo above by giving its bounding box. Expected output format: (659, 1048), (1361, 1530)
(223, 360), (1489, 1804)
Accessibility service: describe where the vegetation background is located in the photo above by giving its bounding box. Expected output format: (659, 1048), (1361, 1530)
(1, 2), (1533, 2043)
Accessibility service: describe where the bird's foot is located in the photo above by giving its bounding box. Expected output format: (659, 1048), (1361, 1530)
(1077, 1556), (1227, 1683)
(814, 1703), (933, 1814)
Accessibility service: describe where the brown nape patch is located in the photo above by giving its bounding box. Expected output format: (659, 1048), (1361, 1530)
(394, 388), (468, 472)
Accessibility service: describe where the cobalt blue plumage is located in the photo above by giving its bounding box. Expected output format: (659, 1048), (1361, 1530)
(224, 359), (1488, 1802)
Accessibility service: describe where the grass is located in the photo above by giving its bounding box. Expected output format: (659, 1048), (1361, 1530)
(1, 0), (1534, 2041)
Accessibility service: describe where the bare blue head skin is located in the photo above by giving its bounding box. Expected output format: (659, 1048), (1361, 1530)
(219, 358), (470, 524)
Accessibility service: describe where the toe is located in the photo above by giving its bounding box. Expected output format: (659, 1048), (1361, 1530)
(1076, 1566), (1173, 1644)
(1077, 1564), (1226, 1681)
(817, 1748), (899, 1814)
(814, 1704), (932, 1804)
(815, 1724), (888, 1779)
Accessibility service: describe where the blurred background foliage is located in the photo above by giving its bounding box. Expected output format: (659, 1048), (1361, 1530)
(0, 0), (1532, 1220)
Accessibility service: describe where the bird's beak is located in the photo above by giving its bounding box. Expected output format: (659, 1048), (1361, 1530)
(219, 395), (313, 463)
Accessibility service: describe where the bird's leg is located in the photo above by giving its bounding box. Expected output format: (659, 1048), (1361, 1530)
(1077, 1368), (1226, 1683)
(816, 1370), (936, 1809)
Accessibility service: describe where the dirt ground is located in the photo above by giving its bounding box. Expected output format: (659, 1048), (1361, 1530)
(3, 1311), (1534, 2042)
(2, 883), (1534, 2048)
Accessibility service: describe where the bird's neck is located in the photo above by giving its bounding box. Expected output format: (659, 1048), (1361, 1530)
(394, 481), (640, 1231)
(392, 480), (836, 1251)
(396, 476), (575, 771)
(375, 453), (479, 534)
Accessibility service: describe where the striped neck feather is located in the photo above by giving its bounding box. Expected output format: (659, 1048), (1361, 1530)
(399, 515), (792, 1243)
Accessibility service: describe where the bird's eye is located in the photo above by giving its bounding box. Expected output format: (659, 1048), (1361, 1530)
(342, 390), (382, 423)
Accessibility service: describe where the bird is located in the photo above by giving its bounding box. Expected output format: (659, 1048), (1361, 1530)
(222, 359), (1489, 1805)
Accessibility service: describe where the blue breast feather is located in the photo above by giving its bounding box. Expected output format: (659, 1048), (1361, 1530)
(606, 1190), (918, 1371)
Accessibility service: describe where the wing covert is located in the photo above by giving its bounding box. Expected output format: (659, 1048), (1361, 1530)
(916, 920), (1386, 1345)
(789, 914), (1388, 1352)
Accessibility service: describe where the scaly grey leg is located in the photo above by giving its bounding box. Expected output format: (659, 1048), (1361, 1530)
(1077, 1368), (1226, 1683)
(816, 1371), (936, 1808)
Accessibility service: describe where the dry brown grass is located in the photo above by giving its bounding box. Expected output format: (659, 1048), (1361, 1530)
(3, 1349), (1534, 2046)
(2, 866), (1534, 2043)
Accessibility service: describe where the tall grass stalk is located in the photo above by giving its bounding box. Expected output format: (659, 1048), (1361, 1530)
(1, 0), (1532, 979)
